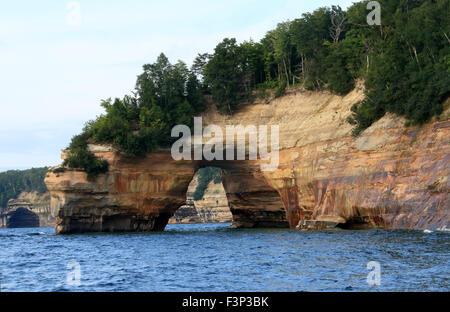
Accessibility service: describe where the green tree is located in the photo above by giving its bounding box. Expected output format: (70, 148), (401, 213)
(204, 38), (246, 114)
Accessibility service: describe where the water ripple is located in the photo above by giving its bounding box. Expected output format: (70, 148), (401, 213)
(0, 224), (449, 291)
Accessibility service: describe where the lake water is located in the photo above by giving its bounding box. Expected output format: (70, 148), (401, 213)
(0, 223), (448, 292)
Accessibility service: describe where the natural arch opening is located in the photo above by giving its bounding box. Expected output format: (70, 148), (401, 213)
(169, 167), (232, 225)
(169, 161), (289, 229)
(7, 208), (40, 228)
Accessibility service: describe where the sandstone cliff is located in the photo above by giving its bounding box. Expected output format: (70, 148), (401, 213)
(45, 86), (449, 233)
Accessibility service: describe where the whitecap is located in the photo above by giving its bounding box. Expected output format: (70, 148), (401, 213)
(423, 229), (433, 233)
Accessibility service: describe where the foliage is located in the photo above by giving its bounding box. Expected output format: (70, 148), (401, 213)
(347, 0), (450, 134)
(64, 53), (204, 176)
(204, 38), (247, 114)
(274, 80), (287, 98)
(200, 0), (448, 126)
(0, 167), (49, 208)
(64, 0), (449, 177)
(62, 130), (109, 179)
(192, 167), (222, 201)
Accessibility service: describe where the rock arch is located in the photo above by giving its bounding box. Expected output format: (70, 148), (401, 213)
(45, 147), (290, 234)
(202, 159), (288, 228)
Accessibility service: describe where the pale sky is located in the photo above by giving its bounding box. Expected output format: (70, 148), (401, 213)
(0, 0), (355, 171)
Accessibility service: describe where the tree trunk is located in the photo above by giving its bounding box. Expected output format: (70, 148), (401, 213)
(283, 59), (290, 87)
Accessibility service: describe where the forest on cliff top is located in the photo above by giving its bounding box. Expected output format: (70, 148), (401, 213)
(0, 168), (48, 208)
(62, 0), (449, 178)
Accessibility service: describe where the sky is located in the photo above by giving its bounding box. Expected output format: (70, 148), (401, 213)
(0, 0), (355, 172)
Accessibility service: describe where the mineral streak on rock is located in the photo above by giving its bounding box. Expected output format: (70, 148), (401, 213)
(45, 87), (449, 234)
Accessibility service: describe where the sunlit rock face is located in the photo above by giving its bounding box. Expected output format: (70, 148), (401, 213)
(271, 117), (450, 230)
(45, 151), (198, 234)
(45, 87), (449, 234)
(45, 149), (288, 234)
(201, 87), (449, 231)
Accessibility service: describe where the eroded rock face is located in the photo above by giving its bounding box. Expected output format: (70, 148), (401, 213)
(45, 87), (449, 233)
(266, 115), (449, 231)
(46, 152), (198, 234)
(194, 181), (232, 223)
(214, 158), (289, 228)
(1, 205), (39, 228)
(45, 149), (287, 233)
(201, 87), (449, 231)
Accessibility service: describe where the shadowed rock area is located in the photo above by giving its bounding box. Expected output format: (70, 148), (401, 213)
(6, 208), (39, 228)
(1, 202), (40, 228)
(0, 192), (55, 228)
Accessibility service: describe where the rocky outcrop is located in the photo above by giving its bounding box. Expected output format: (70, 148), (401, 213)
(45, 86), (449, 233)
(0, 192), (54, 228)
(168, 174), (232, 224)
(45, 151), (199, 234)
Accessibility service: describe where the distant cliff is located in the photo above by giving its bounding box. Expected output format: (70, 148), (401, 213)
(45, 86), (450, 234)
(0, 191), (54, 228)
(0, 168), (55, 228)
(0, 167), (48, 207)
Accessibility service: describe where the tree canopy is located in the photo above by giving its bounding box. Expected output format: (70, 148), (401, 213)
(64, 0), (449, 176)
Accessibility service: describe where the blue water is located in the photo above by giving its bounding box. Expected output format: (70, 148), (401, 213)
(0, 223), (448, 292)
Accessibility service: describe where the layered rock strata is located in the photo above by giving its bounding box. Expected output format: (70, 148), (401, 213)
(45, 87), (449, 233)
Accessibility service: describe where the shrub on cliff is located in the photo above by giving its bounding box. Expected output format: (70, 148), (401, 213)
(63, 131), (109, 179)
(274, 80), (287, 98)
